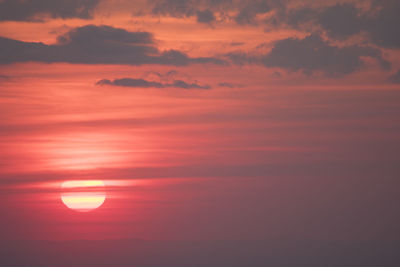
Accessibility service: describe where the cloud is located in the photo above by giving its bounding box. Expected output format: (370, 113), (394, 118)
(142, 70), (179, 81)
(218, 82), (242, 88)
(196, 9), (216, 24)
(0, 0), (100, 21)
(172, 80), (211, 89)
(96, 78), (211, 89)
(226, 34), (390, 77)
(261, 34), (390, 77)
(366, 0), (400, 48)
(146, 1), (400, 48)
(230, 42), (245, 47)
(285, 7), (315, 28)
(284, 1), (400, 48)
(151, 0), (198, 17)
(148, 0), (282, 25)
(317, 3), (363, 39)
(96, 78), (165, 88)
(0, 25), (225, 66)
(388, 70), (400, 84)
(57, 24), (154, 45)
(234, 0), (271, 25)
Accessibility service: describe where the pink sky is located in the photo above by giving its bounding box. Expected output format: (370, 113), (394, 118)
(0, 1), (399, 266)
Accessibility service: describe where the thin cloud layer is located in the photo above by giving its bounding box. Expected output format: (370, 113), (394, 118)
(97, 78), (211, 89)
(0, 25), (225, 66)
(0, 0), (100, 21)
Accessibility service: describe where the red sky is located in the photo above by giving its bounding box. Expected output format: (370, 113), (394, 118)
(0, 1), (400, 266)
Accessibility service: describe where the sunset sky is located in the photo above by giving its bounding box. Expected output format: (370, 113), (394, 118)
(0, 0), (400, 266)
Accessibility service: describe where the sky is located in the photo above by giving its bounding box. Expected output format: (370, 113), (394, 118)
(0, 0), (400, 266)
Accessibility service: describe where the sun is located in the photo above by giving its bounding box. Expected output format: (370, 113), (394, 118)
(61, 180), (106, 212)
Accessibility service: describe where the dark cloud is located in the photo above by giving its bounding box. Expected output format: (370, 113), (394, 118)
(285, 1), (400, 48)
(218, 82), (241, 88)
(0, 0), (99, 21)
(0, 25), (225, 66)
(96, 78), (211, 89)
(196, 9), (216, 24)
(57, 24), (154, 45)
(284, 4), (363, 37)
(148, 0), (282, 25)
(226, 34), (390, 77)
(96, 78), (165, 88)
(172, 80), (211, 89)
(318, 3), (363, 39)
(234, 0), (270, 25)
(225, 51), (256, 66)
(146, 1), (400, 48)
(286, 7), (315, 28)
(151, 0), (197, 17)
(388, 70), (400, 84)
(366, 0), (400, 48)
(262, 34), (390, 76)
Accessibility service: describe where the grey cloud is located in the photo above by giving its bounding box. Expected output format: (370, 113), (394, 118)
(151, 0), (197, 17)
(57, 24), (154, 45)
(218, 82), (241, 88)
(366, 0), (400, 48)
(262, 34), (390, 76)
(284, 3), (362, 38)
(0, 25), (225, 66)
(388, 70), (400, 84)
(172, 80), (211, 89)
(226, 34), (390, 77)
(234, 0), (270, 25)
(147, 0), (400, 48)
(318, 3), (363, 39)
(148, 0), (281, 25)
(0, 0), (99, 21)
(285, 1), (400, 48)
(196, 9), (216, 24)
(226, 51), (256, 66)
(96, 78), (165, 88)
(286, 7), (315, 28)
(96, 78), (211, 89)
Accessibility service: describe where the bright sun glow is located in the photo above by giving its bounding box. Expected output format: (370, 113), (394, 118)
(61, 180), (106, 212)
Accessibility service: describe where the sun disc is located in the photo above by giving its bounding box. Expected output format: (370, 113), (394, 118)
(61, 180), (106, 212)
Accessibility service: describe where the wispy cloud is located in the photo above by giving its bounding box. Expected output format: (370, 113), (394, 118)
(96, 77), (211, 89)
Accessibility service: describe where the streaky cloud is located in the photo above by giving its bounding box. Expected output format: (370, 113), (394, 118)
(96, 77), (211, 89)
